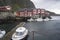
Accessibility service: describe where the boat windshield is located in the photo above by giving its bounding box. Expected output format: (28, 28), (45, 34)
(16, 30), (26, 36)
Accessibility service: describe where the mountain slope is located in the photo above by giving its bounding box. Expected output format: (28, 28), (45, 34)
(46, 11), (60, 16)
(0, 0), (35, 11)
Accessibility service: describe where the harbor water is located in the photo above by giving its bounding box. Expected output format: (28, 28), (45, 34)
(24, 16), (60, 40)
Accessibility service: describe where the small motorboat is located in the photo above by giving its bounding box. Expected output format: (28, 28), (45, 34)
(12, 27), (28, 40)
(0, 29), (6, 38)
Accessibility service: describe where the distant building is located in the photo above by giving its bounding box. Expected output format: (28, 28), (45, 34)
(0, 6), (12, 19)
(0, 6), (11, 12)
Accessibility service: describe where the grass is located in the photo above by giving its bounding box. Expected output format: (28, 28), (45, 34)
(0, 21), (20, 33)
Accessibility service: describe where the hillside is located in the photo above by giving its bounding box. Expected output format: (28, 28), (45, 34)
(0, 0), (35, 11)
(0, 0), (35, 19)
(46, 11), (60, 16)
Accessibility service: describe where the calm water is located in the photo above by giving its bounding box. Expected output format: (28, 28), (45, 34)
(24, 16), (60, 40)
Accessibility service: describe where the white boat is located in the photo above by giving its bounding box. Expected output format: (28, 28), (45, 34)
(28, 18), (34, 22)
(0, 29), (6, 38)
(12, 27), (28, 40)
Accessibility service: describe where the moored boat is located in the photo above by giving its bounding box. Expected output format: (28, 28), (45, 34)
(0, 29), (6, 38)
(12, 27), (28, 40)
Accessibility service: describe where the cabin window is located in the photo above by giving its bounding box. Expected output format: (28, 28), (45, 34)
(16, 32), (24, 35)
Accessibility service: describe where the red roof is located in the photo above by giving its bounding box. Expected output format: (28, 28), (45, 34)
(0, 6), (11, 12)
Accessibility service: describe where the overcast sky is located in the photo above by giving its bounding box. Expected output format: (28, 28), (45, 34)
(31, 0), (60, 14)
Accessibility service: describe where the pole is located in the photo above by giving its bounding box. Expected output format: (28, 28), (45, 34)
(32, 31), (34, 40)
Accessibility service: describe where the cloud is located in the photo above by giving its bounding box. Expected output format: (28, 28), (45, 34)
(30, 0), (60, 14)
(46, 0), (60, 1)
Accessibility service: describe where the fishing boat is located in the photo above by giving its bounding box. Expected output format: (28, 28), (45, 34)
(0, 29), (6, 38)
(12, 27), (28, 40)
